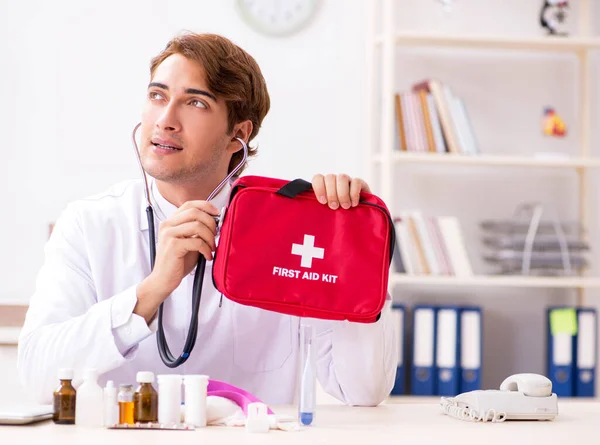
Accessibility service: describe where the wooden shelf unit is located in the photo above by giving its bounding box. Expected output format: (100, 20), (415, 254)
(374, 152), (600, 169)
(390, 274), (600, 289)
(365, 0), (598, 300)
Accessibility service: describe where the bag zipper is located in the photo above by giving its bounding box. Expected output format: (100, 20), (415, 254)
(359, 201), (396, 266)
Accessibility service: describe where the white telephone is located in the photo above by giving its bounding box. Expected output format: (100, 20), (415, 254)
(440, 373), (558, 423)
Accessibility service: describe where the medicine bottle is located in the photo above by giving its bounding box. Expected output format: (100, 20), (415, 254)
(134, 371), (158, 423)
(157, 374), (182, 424)
(75, 368), (103, 427)
(103, 380), (119, 427)
(53, 368), (76, 424)
(118, 384), (135, 425)
(183, 374), (209, 427)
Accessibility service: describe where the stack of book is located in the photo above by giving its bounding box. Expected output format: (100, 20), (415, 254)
(479, 212), (590, 276)
(393, 211), (473, 277)
(394, 79), (479, 155)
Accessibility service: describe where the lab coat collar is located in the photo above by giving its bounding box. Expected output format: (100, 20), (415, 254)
(139, 177), (233, 231)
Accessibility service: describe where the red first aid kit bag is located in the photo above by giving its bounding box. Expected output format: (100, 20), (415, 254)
(212, 176), (395, 323)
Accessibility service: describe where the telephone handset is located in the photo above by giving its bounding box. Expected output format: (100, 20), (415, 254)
(440, 373), (558, 423)
(499, 373), (553, 397)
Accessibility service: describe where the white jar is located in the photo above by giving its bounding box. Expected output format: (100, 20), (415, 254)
(183, 375), (209, 427)
(157, 374), (182, 425)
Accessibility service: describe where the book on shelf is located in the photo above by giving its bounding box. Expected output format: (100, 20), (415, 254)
(393, 211), (473, 277)
(394, 79), (479, 156)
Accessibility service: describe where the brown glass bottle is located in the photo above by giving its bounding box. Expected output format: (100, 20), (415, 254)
(134, 372), (158, 423)
(53, 369), (76, 424)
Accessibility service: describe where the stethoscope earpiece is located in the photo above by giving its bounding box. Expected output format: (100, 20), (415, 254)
(209, 136), (248, 201)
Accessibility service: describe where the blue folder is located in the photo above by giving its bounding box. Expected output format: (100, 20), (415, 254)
(390, 304), (406, 395)
(458, 306), (482, 393)
(411, 305), (437, 396)
(435, 306), (460, 396)
(574, 307), (597, 397)
(546, 306), (576, 397)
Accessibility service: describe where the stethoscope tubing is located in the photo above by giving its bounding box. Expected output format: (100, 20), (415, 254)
(131, 122), (248, 367)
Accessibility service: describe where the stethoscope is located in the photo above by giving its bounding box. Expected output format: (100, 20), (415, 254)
(131, 122), (248, 368)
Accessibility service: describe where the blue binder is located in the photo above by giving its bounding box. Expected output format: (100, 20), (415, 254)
(411, 305), (437, 396)
(390, 304), (406, 395)
(435, 306), (460, 396)
(574, 308), (597, 397)
(546, 306), (576, 397)
(459, 306), (482, 393)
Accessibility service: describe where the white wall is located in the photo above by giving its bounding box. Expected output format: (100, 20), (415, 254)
(0, 0), (367, 302)
(1, 0), (600, 399)
(0, 0), (368, 405)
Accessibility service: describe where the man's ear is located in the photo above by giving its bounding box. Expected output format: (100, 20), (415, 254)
(226, 120), (253, 154)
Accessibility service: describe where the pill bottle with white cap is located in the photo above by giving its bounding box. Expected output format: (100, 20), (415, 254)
(183, 374), (209, 427)
(134, 371), (158, 423)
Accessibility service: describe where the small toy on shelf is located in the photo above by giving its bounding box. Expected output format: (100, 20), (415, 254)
(542, 107), (567, 137)
(540, 0), (570, 36)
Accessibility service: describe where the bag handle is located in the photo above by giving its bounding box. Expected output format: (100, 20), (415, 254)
(276, 178), (369, 203)
(275, 178), (395, 263)
(275, 178), (312, 198)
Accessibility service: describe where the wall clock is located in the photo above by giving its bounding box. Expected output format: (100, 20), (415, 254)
(236, 0), (319, 37)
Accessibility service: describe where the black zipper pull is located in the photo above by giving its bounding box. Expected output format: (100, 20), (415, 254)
(219, 293), (223, 308)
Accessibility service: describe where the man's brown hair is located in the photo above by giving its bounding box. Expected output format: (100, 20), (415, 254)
(150, 32), (270, 176)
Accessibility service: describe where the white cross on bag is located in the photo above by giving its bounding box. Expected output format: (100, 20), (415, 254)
(291, 234), (325, 268)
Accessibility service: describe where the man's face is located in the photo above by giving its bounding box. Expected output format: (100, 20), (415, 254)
(139, 54), (231, 183)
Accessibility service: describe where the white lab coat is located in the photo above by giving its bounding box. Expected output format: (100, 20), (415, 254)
(18, 178), (398, 406)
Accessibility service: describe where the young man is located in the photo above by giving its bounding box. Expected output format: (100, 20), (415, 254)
(18, 32), (398, 406)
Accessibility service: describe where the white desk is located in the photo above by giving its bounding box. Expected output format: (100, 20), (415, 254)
(1, 400), (597, 444)
(0, 327), (20, 345)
